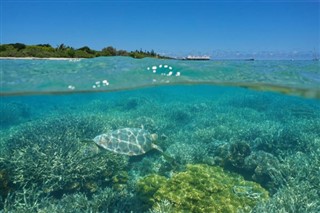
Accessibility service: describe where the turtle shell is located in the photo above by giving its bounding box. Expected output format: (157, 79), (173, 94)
(93, 128), (154, 156)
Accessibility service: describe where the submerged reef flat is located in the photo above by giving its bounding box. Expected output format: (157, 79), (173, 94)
(0, 113), (129, 211)
(0, 85), (320, 212)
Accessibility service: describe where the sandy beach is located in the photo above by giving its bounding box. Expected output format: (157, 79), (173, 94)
(0, 57), (83, 61)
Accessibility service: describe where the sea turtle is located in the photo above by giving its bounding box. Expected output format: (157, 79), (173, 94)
(93, 128), (163, 156)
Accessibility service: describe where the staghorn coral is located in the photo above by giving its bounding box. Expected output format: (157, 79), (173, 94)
(3, 185), (133, 213)
(138, 164), (269, 213)
(165, 141), (209, 165)
(251, 147), (320, 213)
(252, 181), (320, 213)
(0, 169), (10, 210)
(1, 114), (128, 196)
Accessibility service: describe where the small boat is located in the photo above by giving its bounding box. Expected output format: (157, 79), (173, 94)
(185, 55), (211, 60)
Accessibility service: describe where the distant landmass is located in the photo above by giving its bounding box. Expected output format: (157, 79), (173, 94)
(0, 43), (171, 59)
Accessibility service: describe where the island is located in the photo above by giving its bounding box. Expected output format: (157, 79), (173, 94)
(0, 43), (171, 59)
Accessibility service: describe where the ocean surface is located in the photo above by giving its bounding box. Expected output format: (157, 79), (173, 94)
(0, 57), (320, 212)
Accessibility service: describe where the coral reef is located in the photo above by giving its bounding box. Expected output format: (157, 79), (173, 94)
(136, 174), (167, 210)
(1, 114), (128, 196)
(138, 164), (269, 213)
(216, 140), (252, 170)
(0, 169), (10, 209)
(211, 143), (286, 193)
(3, 185), (133, 213)
(0, 102), (31, 127)
(167, 103), (192, 124)
(251, 148), (320, 212)
(243, 151), (285, 192)
(252, 181), (320, 213)
(149, 200), (173, 213)
(1, 85), (320, 212)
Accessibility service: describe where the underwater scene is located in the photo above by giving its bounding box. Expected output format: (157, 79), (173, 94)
(0, 57), (320, 213)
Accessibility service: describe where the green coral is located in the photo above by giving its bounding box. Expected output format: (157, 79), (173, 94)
(138, 164), (269, 213)
(137, 174), (167, 210)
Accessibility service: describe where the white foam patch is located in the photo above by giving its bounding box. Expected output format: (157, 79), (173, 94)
(102, 79), (109, 86)
(145, 64), (180, 78)
(67, 85), (75, 90)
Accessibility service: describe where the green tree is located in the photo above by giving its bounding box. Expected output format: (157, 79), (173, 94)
(67, 48), (76, 58)
(9, 43), (26, 51)
(36, 44), (52, 48)
(57, 43), (67, 51)
(101, 46), (117, 56)
(78, 46), (95, 55)
(117, 49), (128, 56)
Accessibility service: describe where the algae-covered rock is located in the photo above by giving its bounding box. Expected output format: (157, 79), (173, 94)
(138, 164), (269, 213)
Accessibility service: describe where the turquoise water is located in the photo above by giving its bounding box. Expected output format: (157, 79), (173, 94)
(1, 57), (320, 98)
(0, 57), (320, 212)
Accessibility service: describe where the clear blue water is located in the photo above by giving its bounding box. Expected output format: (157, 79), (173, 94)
(0, 57), (320, 212)
(1, 57), (320, 98)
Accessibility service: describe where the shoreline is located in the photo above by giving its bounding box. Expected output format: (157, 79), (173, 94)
(0, 57), (83, 61)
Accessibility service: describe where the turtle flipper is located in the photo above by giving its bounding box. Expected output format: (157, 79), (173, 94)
(151, 144), (179, 168)
(151, 143), (163, 152)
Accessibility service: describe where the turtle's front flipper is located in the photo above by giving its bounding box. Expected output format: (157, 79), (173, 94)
(151, 144), (163, 153)
(152, 144), (179, 168)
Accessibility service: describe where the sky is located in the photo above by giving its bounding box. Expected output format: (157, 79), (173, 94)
(1, 0), (319, 59)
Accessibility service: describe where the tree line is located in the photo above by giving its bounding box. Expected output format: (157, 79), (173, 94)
(0, 43), (171, 59)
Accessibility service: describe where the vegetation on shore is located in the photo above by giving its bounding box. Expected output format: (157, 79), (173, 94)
(0, 43), (171, 59)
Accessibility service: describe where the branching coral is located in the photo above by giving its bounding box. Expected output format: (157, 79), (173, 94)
(251, 148), (320, 212)
(1, 114), (128, 195)
(252, 181), (320, 213)
(3, 185), (133, 213)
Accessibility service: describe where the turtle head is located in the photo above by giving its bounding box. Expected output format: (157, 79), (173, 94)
(150, 133), (158, 141)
